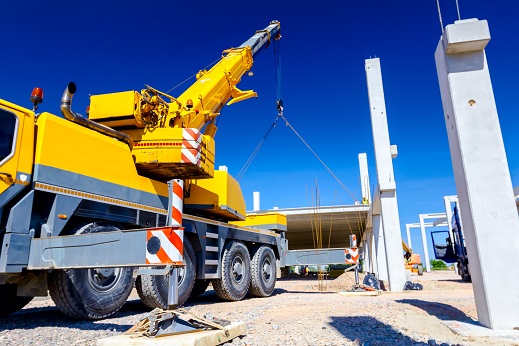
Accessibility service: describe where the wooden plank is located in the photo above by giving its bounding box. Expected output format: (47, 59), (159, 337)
(97, 322), (246, 346)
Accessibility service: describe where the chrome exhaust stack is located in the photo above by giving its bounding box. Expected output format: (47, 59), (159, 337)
(60, 82), (133, 149)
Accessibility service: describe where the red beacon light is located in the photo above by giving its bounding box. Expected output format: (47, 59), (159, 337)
(30, 87), (44, 111)
(186, 99), (193, 109)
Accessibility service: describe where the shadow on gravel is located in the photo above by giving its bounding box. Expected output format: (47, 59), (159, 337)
(184, 287), (289, 307)
(396, 299), (474, 322)
(281, 290), (336, 294)
(329, 316), (429, 345)
(0, 309), (133, 332)
(437, 279), (471, 284)
(0, 301), (145, 332)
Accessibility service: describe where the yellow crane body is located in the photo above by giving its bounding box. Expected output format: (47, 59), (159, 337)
(34, 112), (169, 211)
(184, 170), (246, 221)
(0, 21), (286, 321)
(88, 46), (258, 181)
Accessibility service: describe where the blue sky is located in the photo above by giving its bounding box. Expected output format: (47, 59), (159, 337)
(1, 1), (518, 261)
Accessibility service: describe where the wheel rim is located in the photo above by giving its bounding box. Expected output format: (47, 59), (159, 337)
(232, 255), (244, 284)
(262, 257), (272, 283)
(87, 267), (122, 293)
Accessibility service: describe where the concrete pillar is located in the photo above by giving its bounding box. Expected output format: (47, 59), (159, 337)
(419, 215), (431, 273)
(253, 192), (260, 211)
(435, 18), (519, 330)
(358, 153), (371, 203)
(362, 235), (371, 273)
(372, 214), (388, 282)
(405, 224), (412, 249)
(366, 58), (406, 291)
(369, 230), (378, 274)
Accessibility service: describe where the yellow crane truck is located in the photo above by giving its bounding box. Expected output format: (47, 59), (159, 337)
(0, 21), (288, 320)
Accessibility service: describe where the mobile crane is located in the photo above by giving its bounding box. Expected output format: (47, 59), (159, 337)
(0, 21), (287, 320)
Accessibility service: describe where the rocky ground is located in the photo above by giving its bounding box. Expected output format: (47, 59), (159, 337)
(1, 270), (517, 346)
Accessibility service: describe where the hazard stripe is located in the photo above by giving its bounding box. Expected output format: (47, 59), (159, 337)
(171, 208), (182, 226)
(169, 228), (184, 257)
(181, 148), (200, 157)
(171, 180), (183, 226)
(181, 151), (200, 165)
(344, 247), (359, 264)
(145, 227), (183, 264)
(183, 128), (201, 142)
(154, 245), (171, 264)
(182, 140), (201, 150)
(146, 253), (160, 265)
(173, 180), (183, 200)
(152, 229), (183, 261)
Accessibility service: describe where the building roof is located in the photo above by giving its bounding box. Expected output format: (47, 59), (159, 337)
(249, 204), (369, 250)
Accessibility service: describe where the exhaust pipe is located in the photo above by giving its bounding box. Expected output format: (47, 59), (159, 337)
(60, 82), (133, 149)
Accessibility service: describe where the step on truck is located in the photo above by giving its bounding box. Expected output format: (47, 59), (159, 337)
(0, 21), (289, 320)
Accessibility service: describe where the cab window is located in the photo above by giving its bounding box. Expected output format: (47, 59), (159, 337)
(0, 109), (17, 163)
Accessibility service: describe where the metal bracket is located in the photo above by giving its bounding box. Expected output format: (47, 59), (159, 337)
(133, 265), (170, 277)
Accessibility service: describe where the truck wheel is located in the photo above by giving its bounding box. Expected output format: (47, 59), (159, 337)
(190, 280), (210, 297)
(0, 284), (33, 317)
(458, 262), (471, 282)
(136, 238), (196, 309)
(249, 245), (276, 297)
(48, 222), (134, 320)
(213, 241), (251, 301)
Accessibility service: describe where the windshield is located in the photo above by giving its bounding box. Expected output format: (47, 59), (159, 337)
(0, 109), (17, 164)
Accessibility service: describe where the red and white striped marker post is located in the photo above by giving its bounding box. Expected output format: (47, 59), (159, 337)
(167, 179), (184, 309)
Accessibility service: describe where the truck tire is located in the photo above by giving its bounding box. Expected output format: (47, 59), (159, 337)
(0, 284), (33, 317)
(48, 222), (134, 320)
(136, 238), (196, 309)
(190, 280), (210, 297)
(249, 245), (276, 297)
(212, 241), (251, 301)
(458, 261), (471, 282)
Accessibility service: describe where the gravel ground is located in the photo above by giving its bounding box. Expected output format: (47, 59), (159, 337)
(1, 271), (517, 346)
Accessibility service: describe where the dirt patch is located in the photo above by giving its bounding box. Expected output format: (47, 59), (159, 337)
(3, 270), (517, 346)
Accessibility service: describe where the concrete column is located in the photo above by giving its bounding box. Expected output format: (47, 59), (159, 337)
(372, 214), (388, 282)
(253, 192), (260, 211)
(358, 153), (371, 203)
(435, 18), (519, 330)
(369, 231), (378, 274)
(419, 215), (431, 273)
(362, 235), (371, 273)
(405, 224), (412, 249)
(366, 58), (406, 291)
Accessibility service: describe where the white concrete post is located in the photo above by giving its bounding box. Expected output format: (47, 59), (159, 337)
(358, 153), (371, 203)
(366, 58), (406, 291)
(405, 224), (412, 249)
(435, 18), (519, 330)
(362, 236), (371, 273)
(253, 192), (260, 211)
(372, 214), (388, 282)
(419, 215), (431, 273)
(369, 230), (378, 274)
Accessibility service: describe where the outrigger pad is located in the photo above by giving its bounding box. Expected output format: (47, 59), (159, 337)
(125, 308), (231, 338)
